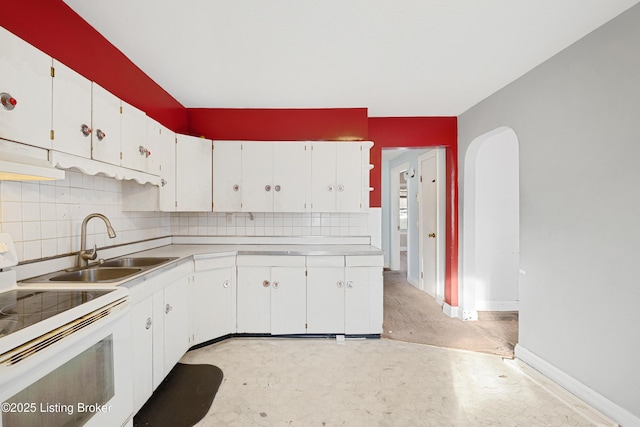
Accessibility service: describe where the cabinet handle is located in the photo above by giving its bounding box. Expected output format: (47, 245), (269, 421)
(165, 303), (172, 314)
(346, 281), (354, 289)
(233, 184), (240, 192)
(139, 145), (151, 158)
(265, 185), (271, 192)
(145, 317), (152, 330)
(223, 280), (231, 288)
(96, 129), (106, 141)
(337, 280), (344, 288)
(338, 185), (345, 192)
(272, 281), (280, 289)
(274, 185), (281, 192)
(328, 185), (335, 192)
(263, 280), (270, 288)
(0, 92), (17, 111)
(160, 179), (167, 187)
(81, 124), (92, 136)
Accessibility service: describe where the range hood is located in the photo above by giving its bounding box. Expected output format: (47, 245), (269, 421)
(0, 139), (65, 181)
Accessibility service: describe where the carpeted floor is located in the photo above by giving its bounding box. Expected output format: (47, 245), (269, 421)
(382, 265), (518, 358)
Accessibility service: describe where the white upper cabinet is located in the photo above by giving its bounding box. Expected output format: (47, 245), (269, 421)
(154, 121), (177, 212)
(91, 83), (121, 165)
(120, 101), (151, 173)
(51, 60), (92, 158)
(175, 134), (212, 211)
(0, 26), (52, 149)
(213, 141), (310, 213)
(311, 142), (369, 212)
(212, 141), (242, 212)
(273, 142), (309, 212)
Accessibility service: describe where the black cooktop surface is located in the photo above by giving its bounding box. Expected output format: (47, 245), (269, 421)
(0, 289), (114, 338)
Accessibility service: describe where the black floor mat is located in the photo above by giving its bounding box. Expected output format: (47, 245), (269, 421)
(134, 363), (223, 427)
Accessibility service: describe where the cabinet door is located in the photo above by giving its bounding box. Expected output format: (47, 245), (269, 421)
(130, 297), (154, 413)
(241, 142), (273, 212)
(192, 266), (236, 344)
(163, 276), (191, 376)
(212, 141), (242, 212)
(155, 123), (177, 212)
(344, 267), (370, 334)
(0, 27), (52, 149)
(306, 266), (345, 333)
(51, 60), (92, 157)
(120, 101), (149, 172)
(310, 142), (337, 212)
(336, 143), (363, 212)
(175, 134), (212, 211)
(236, 266), (271, 333)
(273, 142), (309, 212)
(271, 266), (307, 334)
(91, 83), (121, 165)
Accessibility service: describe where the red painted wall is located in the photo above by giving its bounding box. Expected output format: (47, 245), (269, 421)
(188, 108), (368, 141)
(368, 117), (458, 306)
(2, 0), (188, 133)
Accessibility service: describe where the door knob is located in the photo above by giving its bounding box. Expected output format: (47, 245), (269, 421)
(428, 233), (436, 238)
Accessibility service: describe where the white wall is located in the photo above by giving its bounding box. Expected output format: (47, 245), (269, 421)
(458, 4), (640, 423)
(462, 128), (519, 313)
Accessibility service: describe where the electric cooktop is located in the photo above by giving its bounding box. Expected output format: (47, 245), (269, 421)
(0, 289), (114, 338)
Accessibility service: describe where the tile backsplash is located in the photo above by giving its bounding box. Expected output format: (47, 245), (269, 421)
(0, 172), (374, 263)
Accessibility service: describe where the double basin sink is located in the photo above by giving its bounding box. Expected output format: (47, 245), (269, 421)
(24, 257), (178, 284)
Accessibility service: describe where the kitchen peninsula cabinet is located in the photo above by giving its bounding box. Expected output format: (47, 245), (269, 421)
(175, 134), (213, 211)
(236, 255), (307, 334)
(191, 256), (236, 345)
(0, 26), (52, 149)
(306, 256), (383, 335)
(50, 59), (93, 158)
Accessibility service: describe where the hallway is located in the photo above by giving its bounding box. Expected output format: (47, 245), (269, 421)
(382, 252), (518, 358)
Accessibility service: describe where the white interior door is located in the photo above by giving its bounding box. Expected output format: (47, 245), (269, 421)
(419, 153), (438, 297)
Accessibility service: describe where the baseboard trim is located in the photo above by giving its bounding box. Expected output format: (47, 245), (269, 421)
(442, 303), (458, 318)
(515, 344), (636, 426)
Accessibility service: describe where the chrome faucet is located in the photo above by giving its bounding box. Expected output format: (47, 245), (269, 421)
(77, 213), (117, 268)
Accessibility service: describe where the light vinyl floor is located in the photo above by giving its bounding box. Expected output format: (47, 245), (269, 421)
(183, 338), (606, 426)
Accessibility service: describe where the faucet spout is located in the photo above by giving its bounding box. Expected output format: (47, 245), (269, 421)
(77, 213), (117, 268)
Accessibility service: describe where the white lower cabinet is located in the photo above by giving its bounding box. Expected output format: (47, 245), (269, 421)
(236, 256), (307, 335)
(129, 262), (192, 414)
(306, 256), (383, 335)
(191, 256), (236, 345)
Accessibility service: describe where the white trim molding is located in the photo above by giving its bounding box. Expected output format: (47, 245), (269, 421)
(515, 344), (636, 427)
(442, 303), (458, 318)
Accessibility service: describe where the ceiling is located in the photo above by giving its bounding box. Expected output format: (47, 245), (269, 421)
(62, 0), (639, 117)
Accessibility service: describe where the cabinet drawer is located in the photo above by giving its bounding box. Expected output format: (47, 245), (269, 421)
(306, 256), (345, 267)
(237, 255), (306, 267)
(194, 255), (236, 271)
(346, 255), (384, 267)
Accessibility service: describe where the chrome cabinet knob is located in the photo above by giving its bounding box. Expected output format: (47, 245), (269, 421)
(328, 185), (335, 192)
(233, 184), (240, 192)
(223, 280), (231, 288)
(338, 185), (345, 192)
(160, 179), (167, 187)
(337, 280), (344, 288)
(165, 303), (172, 314)
(346, 281), (354, 289)
(145, 317), (152, 330)
(265, 185), (271, 192)
(0, 92), (17, 110)
(272, 281), (280, 289)
(274, 185), (281, 192)
(96, 129), (106, 140)
(263, 280), (270, 288)
(428, 233), (436, 238)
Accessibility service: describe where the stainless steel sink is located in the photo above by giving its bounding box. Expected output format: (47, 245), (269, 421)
(48, 267), (143, 283)
(99, 257), (173, 268)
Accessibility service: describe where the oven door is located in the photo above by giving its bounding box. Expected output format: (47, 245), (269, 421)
(0, 301), (133, 427)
